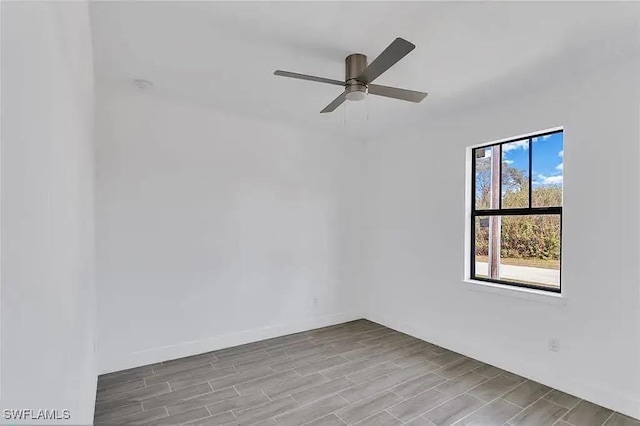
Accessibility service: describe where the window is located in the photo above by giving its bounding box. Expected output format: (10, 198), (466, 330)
(470, 129), (563, 292)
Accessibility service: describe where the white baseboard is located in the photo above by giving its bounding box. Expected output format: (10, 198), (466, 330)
(99, 312), (363, 374)
(365, 311), (640, 420)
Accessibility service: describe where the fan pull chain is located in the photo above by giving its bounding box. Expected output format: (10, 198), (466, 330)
(343, 99), (348, 126)
(366, 93), (370, 122)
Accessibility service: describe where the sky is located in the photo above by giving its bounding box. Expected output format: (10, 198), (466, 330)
(502, 131), (564, 187)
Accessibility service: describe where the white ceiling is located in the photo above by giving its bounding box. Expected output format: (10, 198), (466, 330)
(90, 1), (640, 134)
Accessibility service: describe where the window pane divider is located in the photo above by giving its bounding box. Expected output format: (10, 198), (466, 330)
(498, 144), (503, 210)
(528, 137), (533, 208)
(472, 207), (562, 217)
(470, 277), (562, 294)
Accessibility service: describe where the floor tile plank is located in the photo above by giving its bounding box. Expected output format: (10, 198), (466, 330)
(96, 407), (168, 425)
(454, 398), (521, 425)
(169, 366), (237, 391)
(207, 392), (269, 416)
(98, 366), (155, 389)
(234, 369), (300, 395)
(435, 358), (482, 379)
(390, 372), (447, 399)
(354, 411), (403, 425)
(435, 371), (488, 397)
(93, 403), (143, 424)
(604, 413), (640, 426)
(95, 383), (171, 414)
(275, 394), (349, 426)
(562, 400), (613, 426)
(148, 407), (210, 425)
(190, 410), (236, 425)
(295, 355), (350, 376)
(209, 366), (275, 390)
(544, 390), (581, 410)
(145, 364), (215, 387)
(263, 372), (327, 399)
(422, 394), (484, 426)
(387, 389), (451, 422)
(335, 391), (403, 424)
(509, 399), (567, 426)
(234, 396), (299, 426)
(303, 413), (347, 426)
(166, 387), (239, 415)
(467, 374), (521, 402)
(503, 380), (552, 408)
(291, 377), (356, 405)
(96, 379), (146, 400)
(142, 383), (213, 410)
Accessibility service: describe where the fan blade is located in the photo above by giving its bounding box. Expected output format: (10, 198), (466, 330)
(320, 91), (348, 113)
(368, 84), (428, 103)
(274, 70), (344, 86)
(357, 38), (415, 85)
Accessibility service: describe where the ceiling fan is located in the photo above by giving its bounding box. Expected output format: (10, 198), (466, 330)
(274, 38), (428, 113)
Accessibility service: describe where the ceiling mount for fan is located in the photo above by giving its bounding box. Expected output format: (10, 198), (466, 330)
(274, 38), (428, 113)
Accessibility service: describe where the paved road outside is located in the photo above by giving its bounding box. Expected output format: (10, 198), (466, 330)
(476, 262), (559, 288)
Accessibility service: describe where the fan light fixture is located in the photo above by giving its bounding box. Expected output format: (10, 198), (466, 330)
(346, 91), (367, 102)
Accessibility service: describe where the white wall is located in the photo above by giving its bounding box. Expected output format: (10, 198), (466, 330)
(96, 87), (365, 373)
(363, 57), (640, 417)
(1, 1), (97, 423)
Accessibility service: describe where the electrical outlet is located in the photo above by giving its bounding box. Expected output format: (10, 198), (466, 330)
(313, 297), (319, 307)
(549, 338), (560, 352)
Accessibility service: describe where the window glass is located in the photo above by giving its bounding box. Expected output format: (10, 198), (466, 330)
(474, 147), (495, 210)
(474, 216), (489, 279)
(498, 215), (561, 290)
(532, 132), (563, 207)
(501, 139), (530, 209)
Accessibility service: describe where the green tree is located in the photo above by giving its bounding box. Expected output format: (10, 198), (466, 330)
(475, 159), (562, 261)
(475, 159), (528, 209)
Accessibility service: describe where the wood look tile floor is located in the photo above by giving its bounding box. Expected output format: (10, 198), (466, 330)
(94, 320), (639, 426)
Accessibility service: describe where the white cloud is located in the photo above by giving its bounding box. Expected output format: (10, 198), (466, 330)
(533, 135), (556, 143)
(502, 140), (529, 152)
(535, 174), (563, 185)
(503, 160), (514, 165)
(558, 150), (564, 158)
(556, 162), (563, 171)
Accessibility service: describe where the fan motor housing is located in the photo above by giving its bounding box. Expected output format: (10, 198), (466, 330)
(345, 53), (367, 97)
(345, 54), (367, 80)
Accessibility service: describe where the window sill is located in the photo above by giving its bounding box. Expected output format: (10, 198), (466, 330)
(463, 279), (567, 305)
